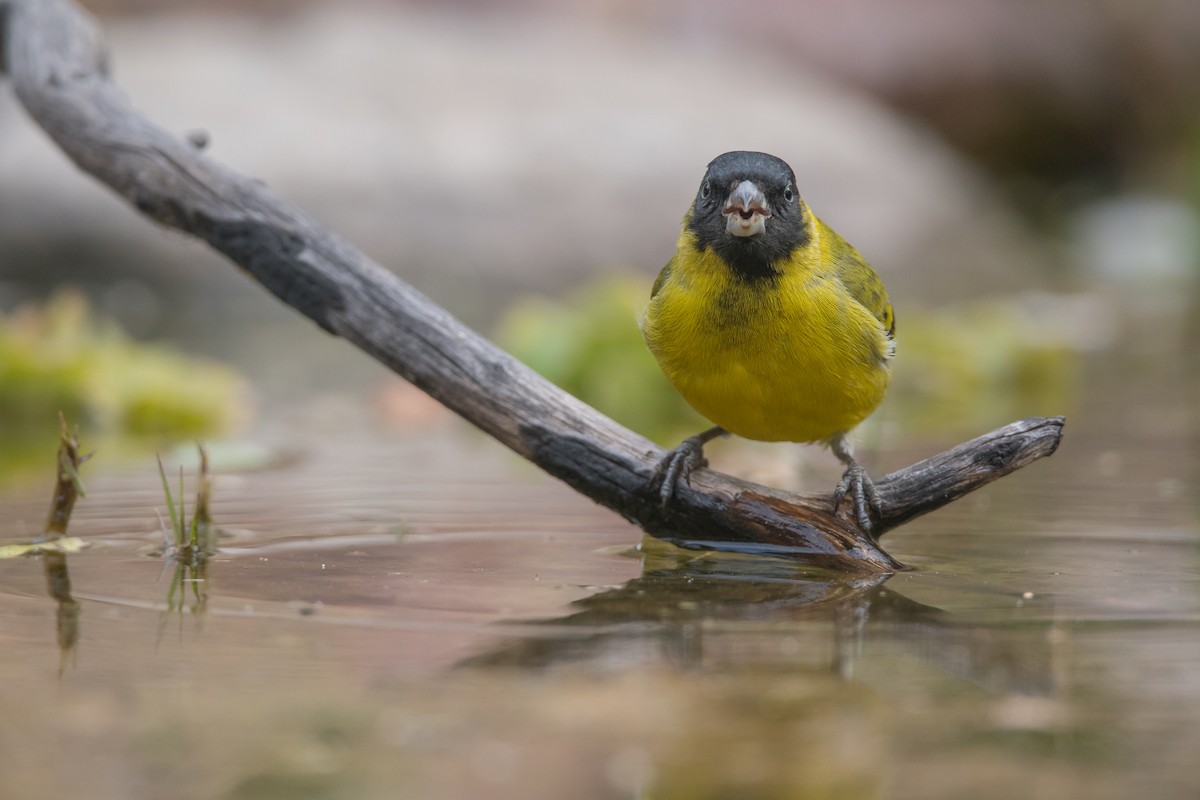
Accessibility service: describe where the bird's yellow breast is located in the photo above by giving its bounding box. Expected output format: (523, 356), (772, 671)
(642, 221), (893, 444)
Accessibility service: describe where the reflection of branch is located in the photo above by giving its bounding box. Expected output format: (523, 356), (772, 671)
(462, 554), (1057, 695)
(864, 589), (1057, 695)
(460, 558), (892, 672)
(4, 0), (1064, 572)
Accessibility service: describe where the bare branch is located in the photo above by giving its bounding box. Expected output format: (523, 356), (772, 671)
(4, 0), (1064, 572)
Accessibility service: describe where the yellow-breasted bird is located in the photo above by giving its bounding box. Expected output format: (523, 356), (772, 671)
(641, 151), (895, 531)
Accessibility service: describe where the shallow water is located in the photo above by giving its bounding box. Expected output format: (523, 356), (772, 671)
(1, 354), (1197, 800)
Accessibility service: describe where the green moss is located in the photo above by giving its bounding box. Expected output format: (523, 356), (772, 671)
(0, 291), (246, 478)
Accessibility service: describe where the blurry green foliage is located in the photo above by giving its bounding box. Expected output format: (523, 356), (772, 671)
(498, 277), (1079, 444)
(891, 299), (1079, 434)
(0, 291), (246, 478)
(496, 275), (703, 444)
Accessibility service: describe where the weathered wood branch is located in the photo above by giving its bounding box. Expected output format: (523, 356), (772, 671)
(2, 0), (1064, 572)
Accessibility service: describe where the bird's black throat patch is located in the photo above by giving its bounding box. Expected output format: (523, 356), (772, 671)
(711, 233), (800, 283)
(688, 209), (810, 284)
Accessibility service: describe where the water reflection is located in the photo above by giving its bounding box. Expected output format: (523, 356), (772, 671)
(159, 556), (210, 637)
(464, 545), (1059, 699)
(40, 549), (80, 676)
(31, 544), (215, 671)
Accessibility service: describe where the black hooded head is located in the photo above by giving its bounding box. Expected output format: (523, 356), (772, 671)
(686, 151), (809, 282)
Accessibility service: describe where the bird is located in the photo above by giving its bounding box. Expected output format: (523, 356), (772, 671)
(640, 150), (895, 532)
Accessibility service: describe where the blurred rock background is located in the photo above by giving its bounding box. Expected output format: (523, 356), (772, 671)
(2, 0), (1198, 454)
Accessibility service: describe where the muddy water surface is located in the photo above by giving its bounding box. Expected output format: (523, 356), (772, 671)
(0, 370), (1197, 799)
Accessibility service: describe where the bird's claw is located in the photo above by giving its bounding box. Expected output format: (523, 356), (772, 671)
(651, 437), (709, 515)
(832, 463), (882, 534)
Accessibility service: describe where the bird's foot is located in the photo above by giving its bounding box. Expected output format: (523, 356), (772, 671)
(651, 426), (725, 515)
(832, 462), (883, 534)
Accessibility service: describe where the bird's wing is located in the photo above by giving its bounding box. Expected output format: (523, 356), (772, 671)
(650, 256), (675, 300)
(827, 231), (895, 338)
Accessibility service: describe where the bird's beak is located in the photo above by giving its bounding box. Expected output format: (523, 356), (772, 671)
(723, 180), (771, 238)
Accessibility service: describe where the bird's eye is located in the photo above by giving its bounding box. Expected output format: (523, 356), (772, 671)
(700, 181), (712, 201)
(783, 185), (795, 202)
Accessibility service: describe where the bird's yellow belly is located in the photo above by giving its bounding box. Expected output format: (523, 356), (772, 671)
(645, 277), (891, 444)
(671, 352), (885, 442)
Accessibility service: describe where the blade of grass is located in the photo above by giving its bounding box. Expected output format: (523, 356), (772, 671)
(188, 508), (199, 550)
(177, 466), (186, 548)
(194, 443), (214, 553)
(156, 455), (181, 546)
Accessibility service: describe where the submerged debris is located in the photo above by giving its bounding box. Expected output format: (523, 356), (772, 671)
(0, 537), (87, 559)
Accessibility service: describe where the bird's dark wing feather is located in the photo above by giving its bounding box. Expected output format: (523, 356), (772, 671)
(651, 256), (675, 300)
(824, 226), (895, 338)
